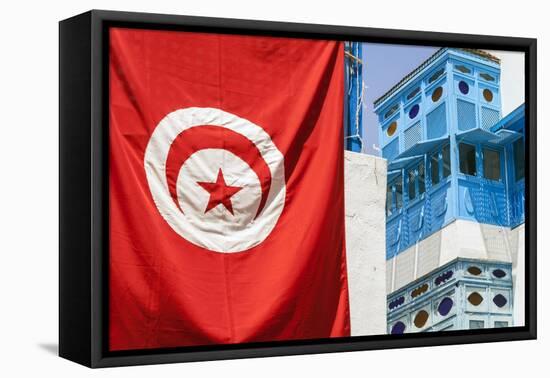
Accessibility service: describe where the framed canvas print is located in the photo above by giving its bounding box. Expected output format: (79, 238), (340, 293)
(59, 9), (537, 368)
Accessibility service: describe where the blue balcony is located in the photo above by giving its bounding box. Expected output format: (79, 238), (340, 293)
(375, 48), (525, 259)
(387, 258), (514, 333)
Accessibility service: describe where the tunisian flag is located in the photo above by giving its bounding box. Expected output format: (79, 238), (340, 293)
(109, 27), (349, 351)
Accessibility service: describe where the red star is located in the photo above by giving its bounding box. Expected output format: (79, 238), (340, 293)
(197, 169), (243, 215)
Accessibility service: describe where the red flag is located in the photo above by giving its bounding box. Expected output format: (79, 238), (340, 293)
(109, 27), (349, 351)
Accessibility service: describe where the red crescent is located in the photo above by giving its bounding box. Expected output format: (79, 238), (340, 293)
(165, 125), (272, 219)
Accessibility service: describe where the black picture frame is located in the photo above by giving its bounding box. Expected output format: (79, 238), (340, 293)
(59, 9), (537, 368)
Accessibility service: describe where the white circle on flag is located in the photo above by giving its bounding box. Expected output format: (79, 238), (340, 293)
(177, 149), (263, 233)
(144, 107), (286, 253)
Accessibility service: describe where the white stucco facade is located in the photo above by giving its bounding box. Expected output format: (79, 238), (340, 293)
(488, 50), (525, 116)
(344, 151), (387, 336)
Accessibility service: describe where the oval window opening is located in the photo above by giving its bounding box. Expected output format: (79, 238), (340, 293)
(411, 283), (429, 298)
(409, 104), (420, 119)
(389, 296), (405, 310)
(435, 270), (453, 286)
(414, 310), (429, 328)
(385, 104), (399, 119)
(480, 73), (495, 81)
(391, 321), (406, 335)
(467, 266), (482, 276)
(468, 292), (484, 306)
(493, 269), (506, 278)
(493, 294), (508, 308)
(438, 297), (454, 316)
(428, 68), (445, 84)
(456, 65), (471, 74)
(431, 86), (443, 102)
(387, 121), (397, 137)
(483, 89), (494, 102)
(407, 87), (420, 100)
(458, 80), (469, 95)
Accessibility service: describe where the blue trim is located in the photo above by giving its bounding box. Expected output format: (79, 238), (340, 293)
(388, 155), (423, 171)
(491, 104), (525, 132)
(397, 136), (449, 159)
(344, 42), (363, 152)
(456, 127), (521, 145)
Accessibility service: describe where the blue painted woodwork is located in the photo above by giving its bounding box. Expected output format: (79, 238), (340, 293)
(344, 42), (364, 152)
(374, 48), (525, 259)
(387, 258), (514, 333)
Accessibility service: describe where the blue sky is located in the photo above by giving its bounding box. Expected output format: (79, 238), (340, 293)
(362, 43), (438, 155)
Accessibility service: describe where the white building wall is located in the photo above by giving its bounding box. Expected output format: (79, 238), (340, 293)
(344, 151), (387, 336)
(488, 50), (525, 116)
